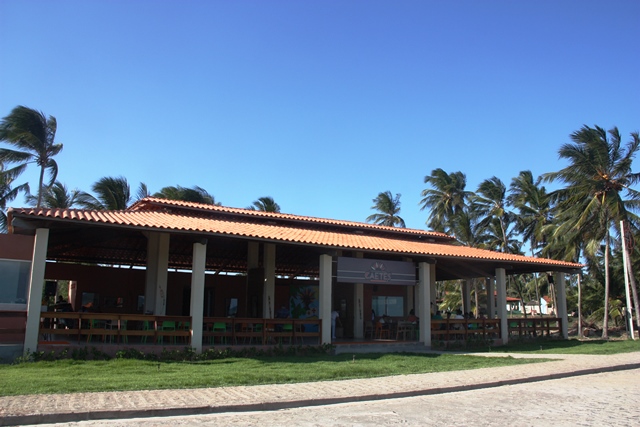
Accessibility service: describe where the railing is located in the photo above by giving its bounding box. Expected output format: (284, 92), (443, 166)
(507, 317), (561, 338)
(39, 313), (192, 344)
(203, 317), (322, 346)
(430, 318), (501, 341)
(38, 313), (321, 346)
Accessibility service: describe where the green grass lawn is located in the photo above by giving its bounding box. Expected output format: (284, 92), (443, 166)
(0, 352), (544, 397)
(476, 338), (640, 355)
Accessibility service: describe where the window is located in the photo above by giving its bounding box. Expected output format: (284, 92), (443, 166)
(0, 259), (31, 304)
(372, 296), (404, 317)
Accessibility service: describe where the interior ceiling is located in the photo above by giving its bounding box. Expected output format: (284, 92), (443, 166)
(39, 222), (575, 282)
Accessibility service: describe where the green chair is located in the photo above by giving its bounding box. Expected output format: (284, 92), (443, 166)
(141, 320), (154, 344)
(212, 322), (227, 344)
(161, 321), (176, 344)
(282, 323), (293, 344)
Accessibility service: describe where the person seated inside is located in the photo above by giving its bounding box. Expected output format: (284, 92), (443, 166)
(407, 309), (419, 323)
(275, 305), (290, 331)
(276, 305), (290, 318)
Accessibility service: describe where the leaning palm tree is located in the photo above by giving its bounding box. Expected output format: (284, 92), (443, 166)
(366, 191), (405, 227)
(154, 185), (219, 205)
(542, 125), (640, 339)
(248, 196), (280, 212)
(25, 180), (92, 209)
(420, 169), (472, 233)
(0, 106), (63, 207)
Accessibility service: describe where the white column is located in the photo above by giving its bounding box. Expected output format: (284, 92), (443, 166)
(496, 268), (508, 344)
(418, 262), (432, 346)
(555, 272), (568, 339)
(262, 243), (276, 319)
(319, 254), (332, 344)
(145, 232), (170, 315)
(190, 241), (207, 353)
(24, 228), (49, 356)
(487, 277), (495, 318)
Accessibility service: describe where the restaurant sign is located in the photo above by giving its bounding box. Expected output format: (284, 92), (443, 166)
(336, 257), (416, 286)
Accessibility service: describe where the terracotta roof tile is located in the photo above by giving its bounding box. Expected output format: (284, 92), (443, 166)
(129, 197), (454, 240)
(9, 206), (581, 269)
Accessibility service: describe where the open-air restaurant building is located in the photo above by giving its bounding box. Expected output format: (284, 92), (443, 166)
(0, 198), (582, 358)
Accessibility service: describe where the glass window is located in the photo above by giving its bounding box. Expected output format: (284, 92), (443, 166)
(372, 296), (404, 317)
(0, 259), (31, 304)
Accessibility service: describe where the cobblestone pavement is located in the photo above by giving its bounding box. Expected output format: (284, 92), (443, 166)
(33, 368), (640, 427)
(1, 351), (639, 426)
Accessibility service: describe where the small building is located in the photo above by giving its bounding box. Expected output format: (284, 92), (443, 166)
(1, 198), (582, 356)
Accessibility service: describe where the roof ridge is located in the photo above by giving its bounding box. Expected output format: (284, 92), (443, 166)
(129, 197), (454, 239)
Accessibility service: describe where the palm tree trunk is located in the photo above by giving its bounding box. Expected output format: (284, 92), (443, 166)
(473, 279), (479, 318)
(36, 164), (46, 208)
(602, 231), (610, 339)
(627, 256), (640, 331)
(577, 273), (583, 338)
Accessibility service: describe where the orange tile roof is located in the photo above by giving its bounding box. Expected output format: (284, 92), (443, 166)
(129, 197), (455, 240)
(8, 202), (582, 270)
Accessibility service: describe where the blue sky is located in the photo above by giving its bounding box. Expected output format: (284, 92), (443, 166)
(1, 1), (638, 230)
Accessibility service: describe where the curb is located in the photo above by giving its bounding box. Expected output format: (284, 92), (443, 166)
(4, 362), (640, 426)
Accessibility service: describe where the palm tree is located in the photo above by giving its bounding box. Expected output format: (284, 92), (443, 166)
(154, 185), (219, 205)
(25, 181), (92, 209)
(508, 171), (554, 315)
(79, 176), (132, 210)
(472, 176), (513, 252)
(420, 169), (472, 233)
(449, 209), (488, 315)
(135, 183), (150, 202)
(248, 196), (280, 212)
(542, 125), (640, 338)
(366, 191), (405, 227)
(0, 106), (63, 207)
(0, 163), (29, 231)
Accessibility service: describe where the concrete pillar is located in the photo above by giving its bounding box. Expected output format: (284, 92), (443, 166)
(555, 272), (568, 339)
(319, 254), (332, 344)
(353, 252), (364, 339)
(145, 232), (170, 315)
(418, 262), (433, 346)
(23, 228), (49, 356)
(496, 268), (508, 344)
(262, 243), (276, 318)
(487, 277), (495, 318)
(190, 241), (207, 353)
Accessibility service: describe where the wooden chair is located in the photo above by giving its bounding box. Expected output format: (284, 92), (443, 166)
(375, 321), (390, 339)
(364, 321), (374, 339)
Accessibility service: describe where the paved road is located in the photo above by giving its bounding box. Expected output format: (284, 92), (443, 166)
(32, 368), (640, 427)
